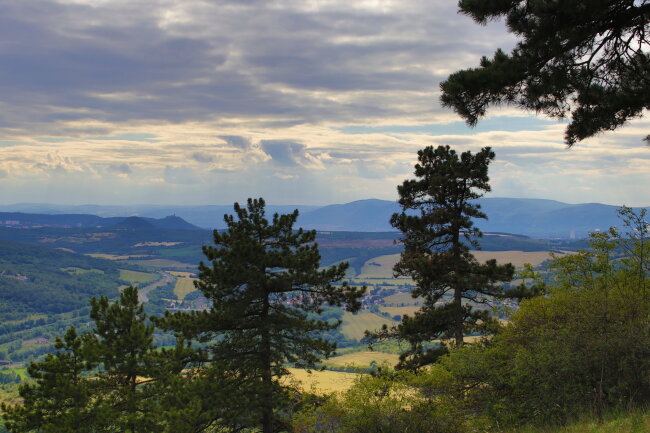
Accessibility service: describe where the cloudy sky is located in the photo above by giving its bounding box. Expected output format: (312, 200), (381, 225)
(0, 0), (648, 207)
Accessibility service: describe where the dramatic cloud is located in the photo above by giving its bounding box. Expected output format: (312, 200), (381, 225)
(0, 0), (647, 206)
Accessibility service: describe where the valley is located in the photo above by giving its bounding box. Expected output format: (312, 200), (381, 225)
(0, 210), (579, 385)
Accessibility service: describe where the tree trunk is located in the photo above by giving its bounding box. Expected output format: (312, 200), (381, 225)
(454, 286), (463, 346)
(261, 296), (273, 433)
(452, 229), (464, 346)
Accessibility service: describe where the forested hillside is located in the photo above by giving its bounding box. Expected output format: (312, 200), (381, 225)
(0, 240), (122, 318)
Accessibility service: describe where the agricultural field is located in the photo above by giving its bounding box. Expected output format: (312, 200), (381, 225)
(379, 306), (421, 318)
(357, 254), (400, 278)
(127, 259), (196, 270)
(382, 291), (424, 306)
(132, 242), (183, 247)
(471, 250), (568, 267)
(169, 271), (195, 278)
(286, 368), (358, 394)
(119, 269), (158, 285)
(173, 277), (197, 300)
(341, 312), (396, 341)
(324, 351), (400, 369)
(88, 253), (151, 260)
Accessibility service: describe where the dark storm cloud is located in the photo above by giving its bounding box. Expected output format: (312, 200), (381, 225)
(0, 0), (513, 129)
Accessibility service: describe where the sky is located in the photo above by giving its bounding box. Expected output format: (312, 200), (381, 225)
(0, 0), (648, 207)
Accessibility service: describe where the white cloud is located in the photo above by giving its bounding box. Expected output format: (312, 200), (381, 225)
(0, 1), (646, 206)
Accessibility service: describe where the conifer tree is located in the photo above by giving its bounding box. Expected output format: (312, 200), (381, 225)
(384, 145), (515, 369)
(83, 285), (165, 433)
(159, 198), (364, 433)
(2, 328), (93, 433)
(440, 0), (650, 145)
(2, 286), (179, 433)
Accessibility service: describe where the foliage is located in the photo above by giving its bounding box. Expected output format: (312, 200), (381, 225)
(159, 198), (364, 433)
(293, 369), (470, 433)
(433, 207), (650, 427)
(0, 239), (121, 316)
(1, 287), (186, 433)
(372, 145), (516, 369)
(441, 0), (650, 145)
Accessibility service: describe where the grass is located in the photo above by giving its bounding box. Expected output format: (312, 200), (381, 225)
(286, 368), (358, 394)
(341, 312), (396, 341)
(173, 277), (197, 300)
(60, 267), (104, 275)
(119, 269), (157, 285)
(511, 409), (650, 433)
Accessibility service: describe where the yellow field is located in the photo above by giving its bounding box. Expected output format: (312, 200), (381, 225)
(341, 312), (396, 341)
(325, 351), (400, 368)
(88, 253), (150, 260)
(133, 241), (183, 247)
(357, 254), (400, 278)
(131, 259), (195, 269)
(471, 250), (568, 267)
(383, 291), (423, 306)
(379, 306), (421, 318)
(169, 271), (196, 278)
(119, 269), (157, 285)
(286, 368), (358, 394)
(173, 277), (197, 300)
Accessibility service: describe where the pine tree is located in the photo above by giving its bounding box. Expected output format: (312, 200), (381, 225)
(159, 198), (364, 433)
(440, 0), (650, 145)
(384, 145), (515, 369)
(83, 285), (166, 433)
(2, 286), (178, 433)
(2, 328), (93, 433)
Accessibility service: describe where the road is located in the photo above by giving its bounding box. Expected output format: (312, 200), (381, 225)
(137, 271), (173, 303)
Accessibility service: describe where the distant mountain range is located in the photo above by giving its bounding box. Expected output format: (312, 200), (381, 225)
(0, 198), (647, 238)
(299, 198), (649, 238)
(0, 212), (201, 231)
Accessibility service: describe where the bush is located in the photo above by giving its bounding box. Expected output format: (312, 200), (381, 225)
(433, 208), (650, 427)
(293, 370), (471, 433)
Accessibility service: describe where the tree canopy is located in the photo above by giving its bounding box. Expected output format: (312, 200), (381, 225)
(440, 0), (650, 145)
(376, 145), (515, 369)
(159, 198), (364, 433)
(1, 286), (181, 433)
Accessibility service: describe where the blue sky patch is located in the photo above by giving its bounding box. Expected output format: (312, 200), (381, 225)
(338, 116), (558, 135)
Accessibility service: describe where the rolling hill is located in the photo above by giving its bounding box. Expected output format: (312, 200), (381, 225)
(2, 198), (646, 238)
(0, 212), (201, 230)
(296, 198), (648, 238)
